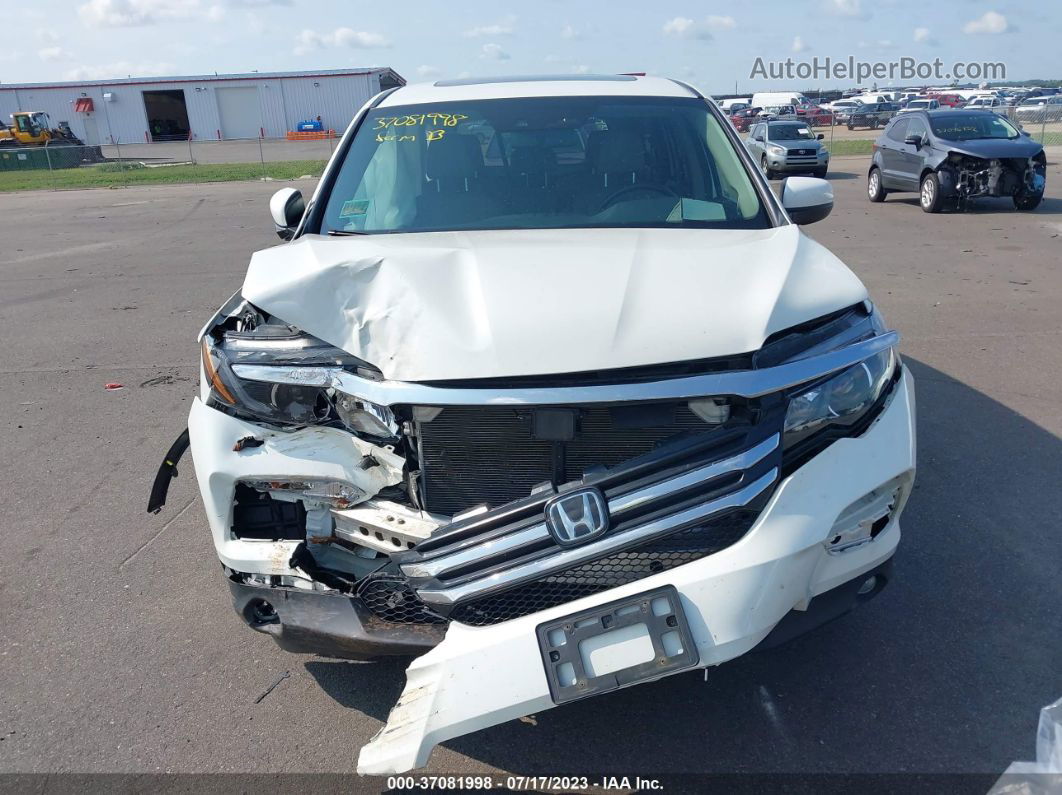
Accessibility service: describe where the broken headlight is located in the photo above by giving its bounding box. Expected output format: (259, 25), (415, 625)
(201, 326), (397, 437)
(783, 347), (897, 448)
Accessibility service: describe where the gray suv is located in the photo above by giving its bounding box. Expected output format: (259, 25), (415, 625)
(745, 120), (829, 179)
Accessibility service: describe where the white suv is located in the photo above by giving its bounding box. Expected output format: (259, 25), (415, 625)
(150, 75), (915, 775)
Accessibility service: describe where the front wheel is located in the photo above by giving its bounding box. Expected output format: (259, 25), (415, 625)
(847, 123), (855, 130)
(920, 172), (943, 213)
(868, 167), (887, 202)
(813, 167), (828, 178)
(1014, 192), (1043, 211)
(761, 155), (775, 180)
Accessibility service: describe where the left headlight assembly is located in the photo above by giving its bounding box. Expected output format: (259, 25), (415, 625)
(783, 346), (898, 449)
(201, 325), (398, 438)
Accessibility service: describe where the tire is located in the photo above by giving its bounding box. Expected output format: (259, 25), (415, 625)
(870, 118), (879, 129)
(1014, 193), (1043, 211)
(920, 172), (943, 213)
(867, 167), (886, 202)
(847, 123), (854, 130)
(760, 155), (774, 180)
(813, 167), (828, 178)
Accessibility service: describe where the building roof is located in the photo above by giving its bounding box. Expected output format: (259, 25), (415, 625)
(0, 67), (404, 91)
(378, 74), (698, 107)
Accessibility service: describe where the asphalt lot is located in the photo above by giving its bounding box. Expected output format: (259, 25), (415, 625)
(1, 158), (1060, 784)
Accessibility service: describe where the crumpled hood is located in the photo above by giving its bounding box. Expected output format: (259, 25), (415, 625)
(944, 136), (1043, 160)
(241, 226), (867, 382)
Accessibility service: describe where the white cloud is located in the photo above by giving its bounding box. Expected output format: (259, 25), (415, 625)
(479, 42), (510, 60)
(78, 0), (200, 27)
(963, 11), (1007, 34)
(416, 64), (441, 78)
(36, 28), (60, 42)
(38, 46), (73, 61)
(823, 0), (868, 19)
(662, 15), (735, 40)
(78, 0), (268, 26)
(913, 27), (930, 42)
(704, 16), (736, 31)
(560, 23), (579, 39)
(464, 16), (515, 38)
(293, 27), (390, 54)
(792, 35), (808, 53)
(64, 60), (175, 79)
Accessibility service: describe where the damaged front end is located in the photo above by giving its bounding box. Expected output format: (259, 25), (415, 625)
(938, 151), (1047, 207)
(152, 294), (915, 774)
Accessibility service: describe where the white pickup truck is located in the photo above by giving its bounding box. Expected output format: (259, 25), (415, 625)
(150, 74), (916, 775)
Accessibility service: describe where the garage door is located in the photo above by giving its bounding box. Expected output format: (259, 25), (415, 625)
(216, 86), (262, 139)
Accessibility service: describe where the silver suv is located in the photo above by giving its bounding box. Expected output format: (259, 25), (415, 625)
(746, 120), (830, 178)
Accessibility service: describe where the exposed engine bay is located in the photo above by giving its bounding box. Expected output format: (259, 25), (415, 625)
(941, 152), (1047, 207)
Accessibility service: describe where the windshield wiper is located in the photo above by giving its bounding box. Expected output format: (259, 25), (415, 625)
(327, 229), (369, 236)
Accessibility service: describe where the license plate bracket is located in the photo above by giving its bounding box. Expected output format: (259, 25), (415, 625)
(536, 585), (698, 705)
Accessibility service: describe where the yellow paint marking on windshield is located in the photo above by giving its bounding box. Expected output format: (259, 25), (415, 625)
(373, 112), (469, 130)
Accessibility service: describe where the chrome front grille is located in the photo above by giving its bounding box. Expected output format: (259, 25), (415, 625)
(397, 422), (783, 613)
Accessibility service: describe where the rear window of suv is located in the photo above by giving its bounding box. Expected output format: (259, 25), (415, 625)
(321, 96), (770, 234)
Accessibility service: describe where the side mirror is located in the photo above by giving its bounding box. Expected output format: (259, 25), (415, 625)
(269, 188), (305, 241)
(816, 133), (825, 140)
(781, 176), (833, 225)
(754, 134), (764, 142)
(904, 134), (923, 147)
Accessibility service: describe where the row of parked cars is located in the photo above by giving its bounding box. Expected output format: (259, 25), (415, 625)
(742, 108), (1047, 216)
(724, 88), (1062, 135)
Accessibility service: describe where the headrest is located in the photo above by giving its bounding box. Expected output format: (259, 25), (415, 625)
(509, 145), (554, 174)
(588, 130), (647, 173)
(426, 133), (483, 181)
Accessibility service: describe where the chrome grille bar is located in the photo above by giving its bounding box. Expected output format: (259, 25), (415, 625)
(415, 467), (779, 606)
(401, 433), (779, 581)
(231, 331), (899, 407)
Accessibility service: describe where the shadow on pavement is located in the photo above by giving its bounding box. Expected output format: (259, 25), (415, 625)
(311, 358), (1062, 776)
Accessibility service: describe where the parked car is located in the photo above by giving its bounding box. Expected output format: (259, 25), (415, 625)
(847, 102), (895, 129)
(964, 96), (1005, 112)
(729, 106), (762, 132)
(746, 119), (830, 178)
(898, 98), (940, 113)
(928, 93), (965, 108)
(151, 74), (915, 775)
(795, 103), (833, 126)
(758, 104), (797, 120)
(1014, 96), (1062, 124)
(868, 109), (1046, 212)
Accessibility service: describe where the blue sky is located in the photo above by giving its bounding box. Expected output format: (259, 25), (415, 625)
(3, 0), (1059, 92)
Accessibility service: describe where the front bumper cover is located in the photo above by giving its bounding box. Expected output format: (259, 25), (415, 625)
(356, 366), (915, 774)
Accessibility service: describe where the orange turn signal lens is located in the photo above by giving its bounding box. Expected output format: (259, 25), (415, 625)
(201, 338), (236, 405)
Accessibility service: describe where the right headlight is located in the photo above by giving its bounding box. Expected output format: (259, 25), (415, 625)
(783, 347), (897, 448)
(201, 323), (398, 438)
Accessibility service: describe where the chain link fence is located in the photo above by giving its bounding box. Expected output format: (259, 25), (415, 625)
(0, 134), (337, 191)
(728, 104), (1062, 154)
(2, 108), (1059, 192)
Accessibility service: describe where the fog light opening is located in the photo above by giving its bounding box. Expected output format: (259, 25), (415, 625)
(857, 575), (878, 597)
(248, 599), (279, 626)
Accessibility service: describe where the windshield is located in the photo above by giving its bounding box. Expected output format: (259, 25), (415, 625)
(929, 113), (1020, 141)
(321, 96), (769, 234)
(909, 101), (931, 109)
(770, 124), (814, 140)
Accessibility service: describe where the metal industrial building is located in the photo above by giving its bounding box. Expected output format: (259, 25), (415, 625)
(0, 67), (404, 144)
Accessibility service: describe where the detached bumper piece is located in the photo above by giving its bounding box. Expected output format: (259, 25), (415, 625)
(229, 576), (445, 660)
